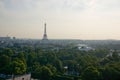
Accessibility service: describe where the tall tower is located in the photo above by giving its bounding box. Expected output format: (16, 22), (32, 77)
(42, 23), (48, 40)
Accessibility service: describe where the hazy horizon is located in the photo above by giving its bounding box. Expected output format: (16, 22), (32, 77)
(0, 0), (120, 40)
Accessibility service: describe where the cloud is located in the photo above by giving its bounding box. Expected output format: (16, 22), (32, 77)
(0, 0), (120, 15)
(0, 0), (120, 39)
(94, 0), (120, 11)
(0, 0), (120, 21)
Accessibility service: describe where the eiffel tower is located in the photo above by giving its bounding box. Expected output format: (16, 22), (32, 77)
(42, 23), (48, 40)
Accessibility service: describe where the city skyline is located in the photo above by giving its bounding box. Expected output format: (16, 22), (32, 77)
(0, 0), (120, 40)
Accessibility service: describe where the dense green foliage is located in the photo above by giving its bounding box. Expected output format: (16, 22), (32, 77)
(0, 46), (120, 80)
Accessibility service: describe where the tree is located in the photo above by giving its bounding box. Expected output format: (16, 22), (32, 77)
(46, 64), (57, 75)
(2, 48), (14, 57)
(112, 51), (120, 61)
(0, 55), (10, 68)
(64, 60), (77, 71)
(77, 55), (98, 72)
(40, 66), (53, 80)
(0, 55), (10, 74)
(8, 59), (27, 75)
(81, 66), (102, 80)
(102, 63), (120, 80)
(31, 62), (41, 79)
(27, 52), (36, 67)
(53, 59), (63, 72)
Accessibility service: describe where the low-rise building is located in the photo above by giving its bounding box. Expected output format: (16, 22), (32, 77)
(0, 74), (31, 80)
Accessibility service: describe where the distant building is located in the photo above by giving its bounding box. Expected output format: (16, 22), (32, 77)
(0, 74), (31, 80)
(77, 44), (94, 51)
(13, 37), (16, 40)
(106, 49), (120, 57)
(0, 37), (11, 41)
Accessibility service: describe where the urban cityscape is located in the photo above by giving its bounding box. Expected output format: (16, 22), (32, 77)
(0, 0), (120, 80)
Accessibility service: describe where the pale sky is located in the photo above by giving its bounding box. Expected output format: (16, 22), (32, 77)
(0, 0), (120, 40)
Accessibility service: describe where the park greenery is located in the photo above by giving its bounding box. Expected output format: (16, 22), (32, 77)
(0, 45), (120, 80)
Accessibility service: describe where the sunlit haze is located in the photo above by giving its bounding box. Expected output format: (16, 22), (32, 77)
(0, 0), (120, 40)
